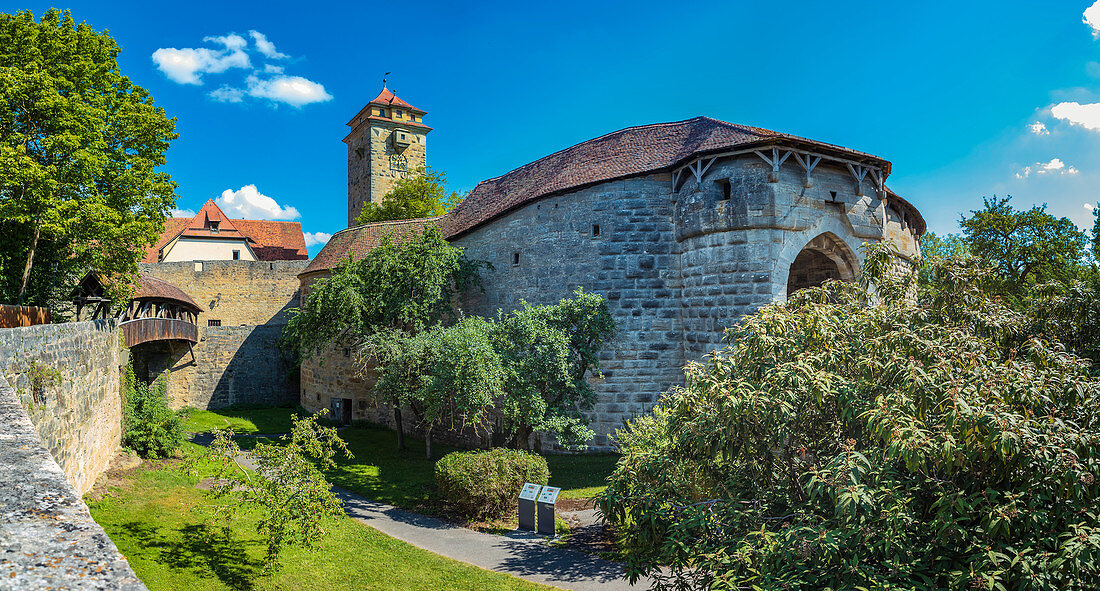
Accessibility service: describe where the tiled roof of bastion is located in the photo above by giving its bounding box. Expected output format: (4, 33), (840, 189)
(304, 116), (925, 276)
(300, 216), (439, 276)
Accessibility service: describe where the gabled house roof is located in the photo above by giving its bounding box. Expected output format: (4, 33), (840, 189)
(143, 200), (308, 263)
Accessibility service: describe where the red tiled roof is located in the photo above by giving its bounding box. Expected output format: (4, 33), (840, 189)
(134, 274), (203, 312)
(346, 88), (427, 127)
(368, 87), (423, 113)
(235, 220), (309, 260)
(438, 116), (891, 239)
(299, 217), (437, 277)
(142, 200), (308, 263)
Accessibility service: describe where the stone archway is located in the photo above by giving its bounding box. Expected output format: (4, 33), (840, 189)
(785, 232), (858, 298)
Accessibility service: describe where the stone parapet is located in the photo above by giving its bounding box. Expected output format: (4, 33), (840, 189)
(0, 374), (145, 590)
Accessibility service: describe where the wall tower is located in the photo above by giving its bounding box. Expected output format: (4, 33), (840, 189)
(344, 86), (431, 227)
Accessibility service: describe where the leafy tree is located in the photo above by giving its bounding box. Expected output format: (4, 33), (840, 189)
(494, 289), (615, 450)
(959, 196), (1088, 298)
(1092, 202), (1099, 262)
(597, 243), (1100, 590)
(354, 167), (462, 225)
(205, 411), (351, 569)
(285, 227), (485, 449)
(0, 9), (177, 305)
(372, 316), (504, 459)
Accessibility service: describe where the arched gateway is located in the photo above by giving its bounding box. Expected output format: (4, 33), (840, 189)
(786, 232), (859, 298)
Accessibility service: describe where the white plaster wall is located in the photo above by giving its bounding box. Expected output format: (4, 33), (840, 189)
(162, 237), (256, 262)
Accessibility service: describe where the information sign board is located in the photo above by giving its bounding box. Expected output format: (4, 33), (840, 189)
(519, 483), (543, 501)
(537, 486), (561, 505)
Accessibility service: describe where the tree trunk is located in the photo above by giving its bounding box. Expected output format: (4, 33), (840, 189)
(425, 427), (433, 460)
(515, 425), (531, 451)
(394, 406), (406, 450)
(17, 223), (41, 304)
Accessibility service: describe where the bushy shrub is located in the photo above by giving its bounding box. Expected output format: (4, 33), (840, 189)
(435, 448), (549, 519)
(122, 363), (184, 458)
(597, 244), (1100, 590)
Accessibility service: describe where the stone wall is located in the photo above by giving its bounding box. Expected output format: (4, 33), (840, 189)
(0, 320), (124, 495)
(0, 375), (146, 590)
(138, 324), (297, 409)
(139, 260), (306, 326)
(138, 260), (307, 409)
(453, 172), (686, 449)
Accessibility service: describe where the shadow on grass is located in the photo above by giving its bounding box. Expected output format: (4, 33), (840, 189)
(116, 520), (266, 591)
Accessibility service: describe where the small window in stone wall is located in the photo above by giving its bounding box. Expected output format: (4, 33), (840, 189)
(358, 400), (367, 410)
(232, 250), (240, 260)
(343, 347), (350, 357)
(592, 224), (600, 237)
(716, 178), (731, 200)
(208, 319), (221, 327)
(512, 252), (520, 266)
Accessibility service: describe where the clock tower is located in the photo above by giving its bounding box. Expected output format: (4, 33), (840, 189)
(344, 86), (431, 227)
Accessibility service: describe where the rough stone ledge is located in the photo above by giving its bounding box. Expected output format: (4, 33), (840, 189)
(0, 376), (145, 590)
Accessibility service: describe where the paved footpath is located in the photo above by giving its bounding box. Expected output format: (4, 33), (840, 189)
(335, 487), (648, 591)
(206, 436), (648, 590)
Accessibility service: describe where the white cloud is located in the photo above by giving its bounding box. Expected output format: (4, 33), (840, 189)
(171, 208), (196, 218)
(249, 30), (288, 59)
(1017, 158), (1079, 178)
(153, 32), (330, 106)
(246, 74), (333, 107)
(1086, 203), (1096, 212)
(209, 85), (245, 103)
(303, 231), (332, 247)
(1028, 121), (1049, 135)
(151, 35), (250, 85)
(1086, 1), (1100, 37)
(1051, 101), (1100, 131)
(215, 185), (301, 220)
(204, 33), (248, 51)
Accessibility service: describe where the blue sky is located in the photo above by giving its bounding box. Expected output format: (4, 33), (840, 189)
(12, 0), (1100, 255)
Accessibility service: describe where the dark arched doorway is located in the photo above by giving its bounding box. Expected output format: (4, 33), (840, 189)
(785, 233), (857, 298)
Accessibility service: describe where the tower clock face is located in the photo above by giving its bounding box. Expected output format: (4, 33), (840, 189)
(389, 153), (408, 173)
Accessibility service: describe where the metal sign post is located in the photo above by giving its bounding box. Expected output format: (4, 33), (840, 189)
(536, 486), (561, 535)
(518, 483), (543, 531)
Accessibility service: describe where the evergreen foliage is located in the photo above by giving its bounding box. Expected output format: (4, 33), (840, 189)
(597, 243), (1100, 590)
(435, 448), (549, 519)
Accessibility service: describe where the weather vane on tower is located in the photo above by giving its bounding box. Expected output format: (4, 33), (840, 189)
(382, 72), (390, 89)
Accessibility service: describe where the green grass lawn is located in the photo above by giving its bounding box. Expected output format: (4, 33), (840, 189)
(182, 407), (299, 435)
(86, 442), (554, 591)
(185, 408), (620, 508)
(324, 424), (620, 511)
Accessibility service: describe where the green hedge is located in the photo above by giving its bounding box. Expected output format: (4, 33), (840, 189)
(435, 448), (549, 519)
